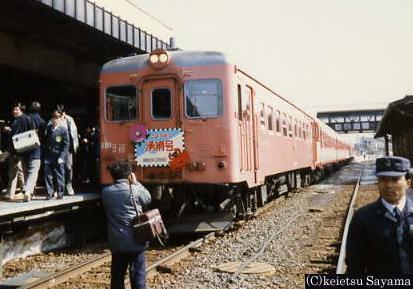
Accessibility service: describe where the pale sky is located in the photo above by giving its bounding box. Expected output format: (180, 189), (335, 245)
(136, 0), (413, 112)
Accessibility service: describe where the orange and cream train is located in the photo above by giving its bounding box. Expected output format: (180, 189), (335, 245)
(99, 50), (352, 219)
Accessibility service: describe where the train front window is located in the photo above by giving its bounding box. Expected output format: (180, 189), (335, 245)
(152, 88), (172, 119)
(185, 79), (223, 118)
(105, 86), (137, 121)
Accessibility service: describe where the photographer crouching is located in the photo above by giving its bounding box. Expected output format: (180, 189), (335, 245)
(102, 160), (151, 289)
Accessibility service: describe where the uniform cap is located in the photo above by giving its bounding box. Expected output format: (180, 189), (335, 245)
(376, 156), (411, 177)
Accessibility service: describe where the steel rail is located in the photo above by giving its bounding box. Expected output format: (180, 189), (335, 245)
(230, 212), (304, 281)
(18, 252), (112, 289)
(336, 170), (363, 274)
(18, 232), (216, 289)
(229, 170), (362, 279)
(146, 232), (215, 278)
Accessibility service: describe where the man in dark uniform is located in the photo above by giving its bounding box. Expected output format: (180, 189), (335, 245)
(346, 156), (413, 273)
(101, 160), (151, 289)
(43, 110), (69, 200)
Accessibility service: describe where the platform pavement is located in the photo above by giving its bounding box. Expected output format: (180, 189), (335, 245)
(0, 193), (100, 218)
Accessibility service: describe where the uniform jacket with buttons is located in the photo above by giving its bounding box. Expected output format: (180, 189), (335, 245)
(101, 179), (152, 252)
(43, 125), (69, 163)
(47, 114), (79, 153)
(346, 197), (413, 274)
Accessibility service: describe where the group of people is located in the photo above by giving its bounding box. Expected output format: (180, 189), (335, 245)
(1, 102), (79, 201)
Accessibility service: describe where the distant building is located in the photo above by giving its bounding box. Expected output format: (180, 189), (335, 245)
(353, 135), (386, 159)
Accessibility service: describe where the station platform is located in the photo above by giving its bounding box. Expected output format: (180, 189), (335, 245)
(0, 192), (101, 228)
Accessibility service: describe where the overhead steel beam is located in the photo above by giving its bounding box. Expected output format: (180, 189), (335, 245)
(317, 109), (385, 134)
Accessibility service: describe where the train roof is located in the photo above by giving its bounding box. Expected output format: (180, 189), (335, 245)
(101, 51), (231, 74)
(101, 50), (317, 122)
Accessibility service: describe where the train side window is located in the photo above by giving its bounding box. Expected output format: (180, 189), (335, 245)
(152, 88), (171, 119)
(268, 106), (273, 131)
(294, 119), (297, 137)
(185, 79), (223, 118)
(260, 103), (265, 128)
(105, 85), (137, 121)
(237, 84), (242, 121)
(299, 121), (302, 138)
(288, 116), (293, 137)
(303, 123), (306, 140)
(275, 110), (281, 133)
(321, 131), (324, 146)
(243, 86), (252, 112)
(282, 113), (287, 136)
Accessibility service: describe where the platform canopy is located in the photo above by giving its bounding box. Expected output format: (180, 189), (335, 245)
(0, 0), (174, 121)
(375, 95), (413, 138)
(0, 0), (171, 63)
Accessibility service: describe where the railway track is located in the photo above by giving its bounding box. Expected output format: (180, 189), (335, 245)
(304, 169), (364, 274)
(336, 170), (363, 274)
(17, 233), (216, 289)
(213, 170), (365, 280)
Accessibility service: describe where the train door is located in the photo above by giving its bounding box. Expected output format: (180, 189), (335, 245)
(134, 77), (186, 176)
(238, 84), (258, 182)
(249, 86), (259, 183)
(312, 122), (320, 166)
(141, 78), (180, 129)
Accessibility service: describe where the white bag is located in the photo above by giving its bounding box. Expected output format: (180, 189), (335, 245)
(12, 130), (40, 153)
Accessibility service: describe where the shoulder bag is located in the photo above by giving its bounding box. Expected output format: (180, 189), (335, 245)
(12, 130), (40, 153)
(130, 185), (168, 244)
(12, 115), (39, 153)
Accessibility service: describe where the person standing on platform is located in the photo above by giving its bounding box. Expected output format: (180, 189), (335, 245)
(56, 104), (79, 196)
(4, 103), (33, 201)
(101, 160), (151, 289)
(23, 101), (46, 201)
(346, 156), (413, 273)
(44, 110), (69, 200)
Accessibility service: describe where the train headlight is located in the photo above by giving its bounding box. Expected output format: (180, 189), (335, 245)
(159, 53), (168, 63)
(148, 49), (170, 69)
(149, 54), (159, 64)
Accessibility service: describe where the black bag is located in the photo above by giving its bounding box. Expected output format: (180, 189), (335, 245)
(130, 185), (168, 244)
